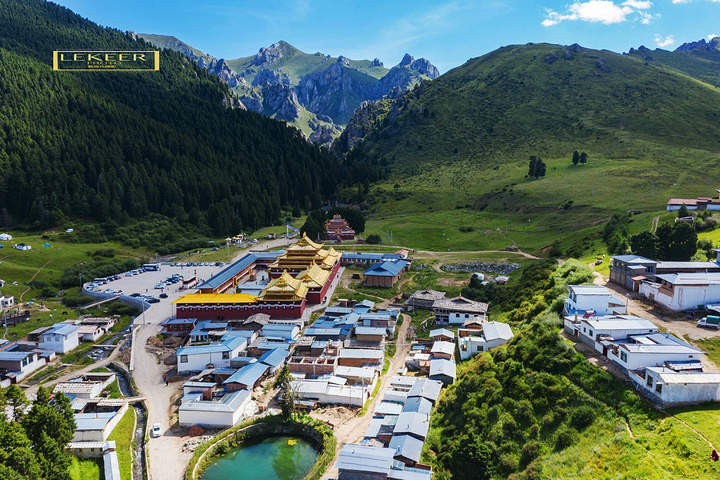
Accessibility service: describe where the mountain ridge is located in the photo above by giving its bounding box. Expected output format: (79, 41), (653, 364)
(136, 35), (440, 145)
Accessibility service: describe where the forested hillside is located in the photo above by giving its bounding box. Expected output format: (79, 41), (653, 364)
(0, 0), (342, 237)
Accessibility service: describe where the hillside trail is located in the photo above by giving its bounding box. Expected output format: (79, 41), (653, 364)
(19, 259), (51, 301)
(322, 312), (412, 479)
(651, 215), (660, 233)
(371, 243), (539, 260)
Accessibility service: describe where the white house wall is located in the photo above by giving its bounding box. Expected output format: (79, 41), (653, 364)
(179, 408), (239, 428)
(609, 349), (701, 371)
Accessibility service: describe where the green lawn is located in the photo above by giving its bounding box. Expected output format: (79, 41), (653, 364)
(107, 407), (136, 480)
(68, 456), (101, 480)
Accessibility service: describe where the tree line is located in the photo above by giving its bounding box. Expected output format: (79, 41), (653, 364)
(0, 0), (382, 242)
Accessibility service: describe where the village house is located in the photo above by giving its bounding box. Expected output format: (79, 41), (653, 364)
(223, 361), (268, 391)
(630, 366), (720, 407)
(429, 358), (456, 385)
(160, 317), (197, 336)
(0, 344), (46, 385)
(405, 289), (446, 310)
(432, 296), (488, 325)
(336, 444), (432, 480)
(609, 255), (657, 291)
(338, 348), (384, 369)
(179, 388), (252, 428)
(457, 321), (514, 361)
(606, 333), (704, 371)
(73, 403), (129, 442)
(563, 285), (627, 317)
(639, 272), (720, 311)
(429, 328), (454, 342)
(54, 373), (116, 400)
(177, 336), (247, 373)
(355, 326), (387, 343)
(363, 259), (411, 287)
(430, 341), (455, 360)
(563, 314), (659, 355)
(340, 252), (404, 266)
(0, 295), (15, 308)
(293, 378), (370, 407)
(39, 323), (80, 354)
(667, 195), (720, 211)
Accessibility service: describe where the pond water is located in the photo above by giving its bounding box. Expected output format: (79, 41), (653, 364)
(200, 436), (319, 480)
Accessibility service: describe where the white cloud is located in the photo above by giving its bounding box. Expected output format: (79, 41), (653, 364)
(543, 0), (658, 26)
(673, 0), (720, 3)
(654, 34), (675, 47)
(623, 0), (652, 8)
(709, 34), (720, 40)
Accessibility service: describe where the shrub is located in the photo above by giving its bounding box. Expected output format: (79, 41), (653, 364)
(570, 405), (596, 430)
(554, 426), (577, 451)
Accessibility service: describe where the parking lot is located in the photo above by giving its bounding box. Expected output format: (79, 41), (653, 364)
(84, 263), (229, 304)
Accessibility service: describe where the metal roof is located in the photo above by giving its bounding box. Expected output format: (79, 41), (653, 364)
(612, 255), (657, 264)
(482, 322), (514, 341)
(407, 378), (442, 402)
(656, 261), (720, 270)
(655, 272), (720, 286)
(177, 336), (246, 356)
(258, 348), (289, 368)
(223, 362), (268, 387)
(355, 326), (387, 336)
(402, 396), (433, 416)
(44, 323), (80, 337)
(74, 412), (116, 431)
(431, 341), (455, 356)
(568, 285), (613, 295)
(180, 389), (251, 412)
(393, 412), (429, 439)
(364, 260), (411, 277)
(430, 328), (454, 339)
(336, 366), (377, 382)
(336, 445), (395, 474)
(374, 401), (404, 416)
(429, 358), (457, 379)
(0, 351), (34, 361)
(388, 468), (433, 480)
(646, 367), (720, 384)
(432, 296), (488, 314)
(583, 317), (657, 331)
(339, 349), (384, 360)
(196, 254), (258, 290)
(389, 434), (424, 463)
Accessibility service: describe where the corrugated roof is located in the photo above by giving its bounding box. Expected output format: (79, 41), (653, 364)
(74, 412), (115, 431)
(429, 358), (457, 379)
(356, 326), (387, 336)
(393, 412), (429, 439)
(177, 336), (246, 356)
(374, 401), (404, 416)
(402, 396), (433, 416)
(223, 362), (268, 387)
(647, 367), (720, 384)
(568, 285), (613, 295)
(432, 296), (488, 314)
(45, 323), (80, 337)
(612, 255), (657, 264)
(364, 260), (411, 277)
(430, 328), (454, 339)
(431, 341), (455, 356)
(655, 272), (720, 286)
(339, 349), (384, 360)
(389, 434), (424, 463)
(336, 445), (395, 474)
(196, 254), (257, 290)
(407, 378), (442, 402)
(258, 348), (289, 368)
(482, 322), (514, 341)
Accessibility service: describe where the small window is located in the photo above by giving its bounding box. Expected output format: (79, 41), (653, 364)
(180, 355), (188, 363)
(620, 351), (627, 363)
(646, 376), (653, 387)
(476, 345), (484, 352)
(222, 352), (229, 360)
(655, 383), (662, 394)
(589, 330), (594, 337)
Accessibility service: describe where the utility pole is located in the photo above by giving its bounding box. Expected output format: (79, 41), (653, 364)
(651, 182), (654, 197)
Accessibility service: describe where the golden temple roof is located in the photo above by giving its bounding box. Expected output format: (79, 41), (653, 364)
(173, 293), (257, 305)
(256, 270), (308, 302)
(296, 262), (331, 289)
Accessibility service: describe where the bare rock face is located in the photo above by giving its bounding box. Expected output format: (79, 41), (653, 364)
(250, 41), (291, 66)
(206, 58), (243, 88)
(252, 68), (290, 86)
(263, 83), (301, 121)
(371, 58), (383, 67)
(239, 93), (263, 113)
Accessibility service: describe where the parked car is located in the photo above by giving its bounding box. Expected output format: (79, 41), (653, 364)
(159, 293), (168, 299)
(151, 423), (162, 438)
(130, 293), (141, 298)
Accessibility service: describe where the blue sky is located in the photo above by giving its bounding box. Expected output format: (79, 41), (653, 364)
(55, 0), (720, 73)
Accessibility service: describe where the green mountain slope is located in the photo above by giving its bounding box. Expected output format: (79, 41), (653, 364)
(625, 38), (720, 88)
(334, 42), (720, 255)
(0, 0), (341, 237)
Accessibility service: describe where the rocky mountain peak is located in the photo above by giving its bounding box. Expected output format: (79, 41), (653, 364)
(337, 55), (351, 66)
(675, 37), (720, 52)
(371, 58), (383, 67)
(251, 41), (294, 66)
(399, 53), (414, 67)
(409, 58), (439, 79)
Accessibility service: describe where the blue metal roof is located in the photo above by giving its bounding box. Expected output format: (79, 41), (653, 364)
(258, 348), (289, 368)
(336, 445), (395, 474)
(0, 351), (33, 361)
(223, 362), (268, 387)
(402, 397), (433, 416)
(45, 323), (80, 337)
(389, 434), (424, 463)
(197, 254), (257, 290)
(364, 260), (410, 277)
(177, 336), (246, 356)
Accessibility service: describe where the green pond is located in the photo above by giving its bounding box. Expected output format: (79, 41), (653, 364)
(200, 436), (319, 480)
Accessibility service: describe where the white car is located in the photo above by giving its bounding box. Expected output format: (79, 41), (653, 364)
(151, 423), (162, 438)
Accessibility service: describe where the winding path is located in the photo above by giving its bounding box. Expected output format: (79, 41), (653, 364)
(19, 259), (51, 301)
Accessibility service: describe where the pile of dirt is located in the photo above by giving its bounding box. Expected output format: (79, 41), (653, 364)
(146, 336), (179, 363)
(187, 425), (205, 437)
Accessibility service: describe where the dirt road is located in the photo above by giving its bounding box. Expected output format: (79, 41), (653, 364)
(319, 312), (412, 479)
